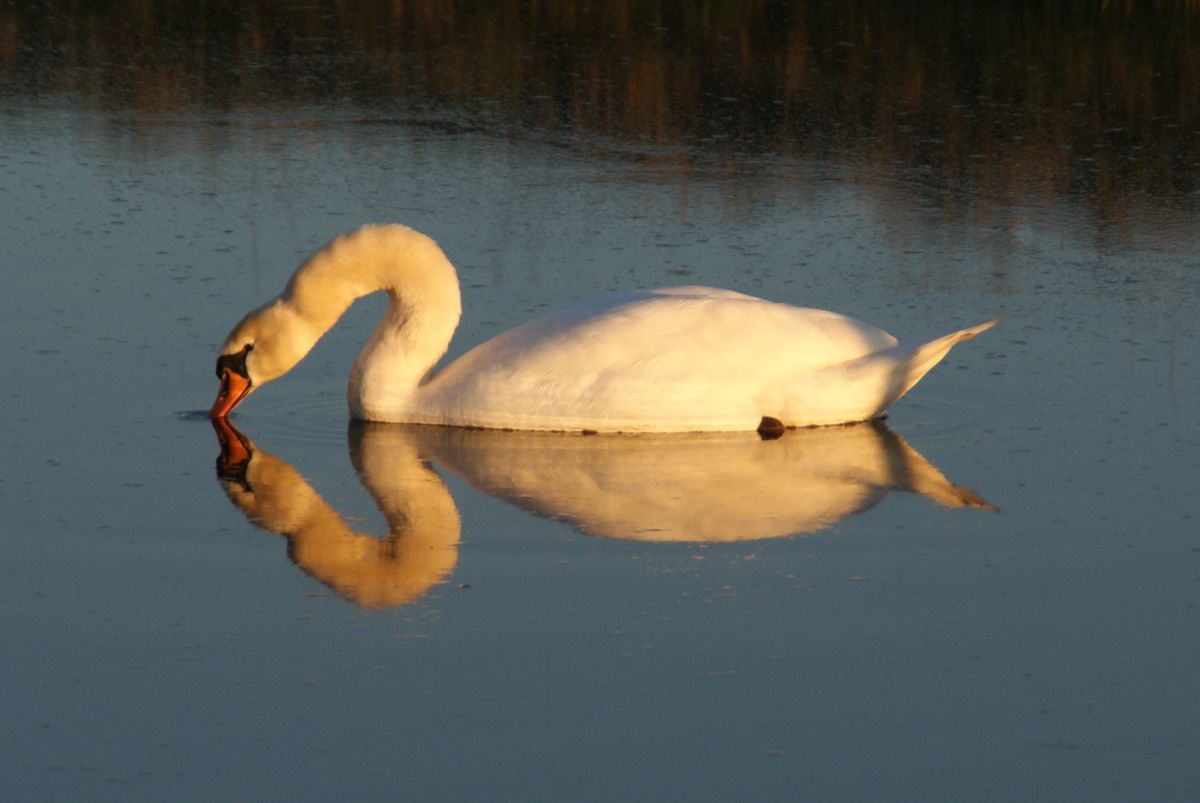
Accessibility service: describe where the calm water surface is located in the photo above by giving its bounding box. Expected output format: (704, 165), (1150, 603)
(3, 3), (1199, 800)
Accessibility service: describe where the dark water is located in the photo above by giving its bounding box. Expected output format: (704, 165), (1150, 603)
(3, 3), (1199, 800)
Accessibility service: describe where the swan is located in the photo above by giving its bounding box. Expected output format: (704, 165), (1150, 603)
(210, 224), (995, 432)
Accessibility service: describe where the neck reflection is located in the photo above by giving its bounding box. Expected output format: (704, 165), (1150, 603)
(213, 418), (460, 608)
(212, 418), (994, 608)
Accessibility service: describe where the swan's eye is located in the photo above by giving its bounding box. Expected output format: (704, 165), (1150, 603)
(215, 343), (254, 380)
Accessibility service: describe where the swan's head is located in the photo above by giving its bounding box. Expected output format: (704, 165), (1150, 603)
(210, 300), (317, 418)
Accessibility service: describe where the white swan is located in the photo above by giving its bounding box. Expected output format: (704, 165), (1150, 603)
(210, 224), (995, 432)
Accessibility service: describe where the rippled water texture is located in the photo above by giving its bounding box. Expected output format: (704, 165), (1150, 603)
(3, 3), (1199, 800)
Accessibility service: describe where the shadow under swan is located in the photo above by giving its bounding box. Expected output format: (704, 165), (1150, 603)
(212, 418), (994, 607)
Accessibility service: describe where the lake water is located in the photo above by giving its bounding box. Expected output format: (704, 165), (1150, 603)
(3, 3), (1199, 800)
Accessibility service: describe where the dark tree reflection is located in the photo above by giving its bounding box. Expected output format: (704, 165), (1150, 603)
(2, 1), (1197, 218)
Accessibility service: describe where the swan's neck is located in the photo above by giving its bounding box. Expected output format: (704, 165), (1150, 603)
(281, 226), (462, 418)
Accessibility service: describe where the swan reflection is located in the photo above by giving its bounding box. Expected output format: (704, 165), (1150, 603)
(213, 418), (993, 607)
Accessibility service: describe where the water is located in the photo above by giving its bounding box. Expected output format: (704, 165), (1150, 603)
(3, 3), (1199, 800)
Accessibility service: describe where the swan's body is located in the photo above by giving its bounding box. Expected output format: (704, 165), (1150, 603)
(211, 225), (995, 431)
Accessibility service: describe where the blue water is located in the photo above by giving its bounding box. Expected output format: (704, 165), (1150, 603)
(3, 10), (1199, 800)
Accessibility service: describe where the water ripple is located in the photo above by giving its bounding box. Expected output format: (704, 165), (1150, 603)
(237, 393), (350, 445)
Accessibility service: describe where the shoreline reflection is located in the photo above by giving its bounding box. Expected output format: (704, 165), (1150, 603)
(5, 2), (1196, 220)
(213, 418), (994, 607)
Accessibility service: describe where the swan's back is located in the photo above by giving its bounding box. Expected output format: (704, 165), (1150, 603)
(411, 287), (903, 432)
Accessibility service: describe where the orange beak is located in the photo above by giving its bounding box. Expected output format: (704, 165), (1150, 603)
(210, 367), (252, 419)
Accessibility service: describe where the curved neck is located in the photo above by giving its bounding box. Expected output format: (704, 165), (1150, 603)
(280, 226), (462, 417)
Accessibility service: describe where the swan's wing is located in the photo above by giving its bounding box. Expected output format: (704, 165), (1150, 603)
(422, 289), (898, 431)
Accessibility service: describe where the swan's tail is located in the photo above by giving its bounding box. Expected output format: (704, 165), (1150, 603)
(891, 319), (997, 400)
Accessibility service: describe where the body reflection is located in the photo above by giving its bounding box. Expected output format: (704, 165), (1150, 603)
(213, 419), (993, 606)
(418, 422), (995, 542)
